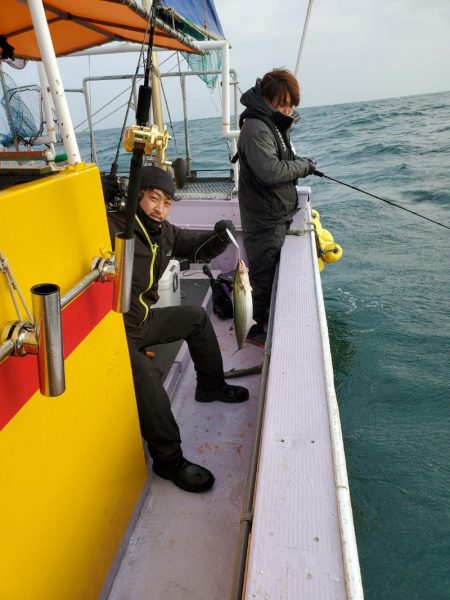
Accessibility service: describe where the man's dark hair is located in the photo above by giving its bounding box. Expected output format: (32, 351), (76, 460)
(260, 69), (300, 107)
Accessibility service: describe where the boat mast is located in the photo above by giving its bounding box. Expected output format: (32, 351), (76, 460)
(27, 0), (81, 164)
(294, 0), (315, 77)
(142, 0), (166, 167)
(37, 62), (56, 153)
(150, 51), (166, 166)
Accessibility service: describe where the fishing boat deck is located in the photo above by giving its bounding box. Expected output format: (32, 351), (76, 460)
(106, 275), (263, 600)
(104, 188), (357, 600)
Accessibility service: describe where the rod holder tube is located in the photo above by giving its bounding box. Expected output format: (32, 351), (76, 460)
(31, 283), (65, 397)
(0, 339), (14, 364)
(113, 234), (135, 313)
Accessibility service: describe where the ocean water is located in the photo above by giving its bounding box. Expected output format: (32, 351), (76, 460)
(81, 91), (450, 600)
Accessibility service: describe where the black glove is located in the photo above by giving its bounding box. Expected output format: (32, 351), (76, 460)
(307, 158), (317, 175)
(214, 219), (236, 243)
(101, 173), (120, 203)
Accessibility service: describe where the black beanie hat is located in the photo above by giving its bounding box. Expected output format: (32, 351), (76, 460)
(140, 166), (175, 199)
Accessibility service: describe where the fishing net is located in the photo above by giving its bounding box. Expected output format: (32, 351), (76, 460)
(0, 71), (44, 147)
(181, 49), (221, 90)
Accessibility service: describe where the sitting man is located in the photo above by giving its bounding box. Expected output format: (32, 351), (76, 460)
(103, 166), (248, 493)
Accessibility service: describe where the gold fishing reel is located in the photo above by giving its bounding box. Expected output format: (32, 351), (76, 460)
(123, 123), (170, 162)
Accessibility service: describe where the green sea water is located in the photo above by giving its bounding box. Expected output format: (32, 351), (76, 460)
(82, 90), (450, 599)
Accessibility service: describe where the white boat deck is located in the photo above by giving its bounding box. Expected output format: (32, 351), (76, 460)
(104, 189), (361, 600)
(244, 206), (347, 598)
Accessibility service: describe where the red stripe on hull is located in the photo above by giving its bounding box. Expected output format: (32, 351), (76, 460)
(0, 282), (114, 430)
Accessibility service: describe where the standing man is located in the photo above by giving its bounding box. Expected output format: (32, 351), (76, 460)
(237, 68), (318, 346)
(103, 166), (249, 493)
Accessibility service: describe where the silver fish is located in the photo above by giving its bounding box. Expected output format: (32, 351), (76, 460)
(233, 259), (256, 349)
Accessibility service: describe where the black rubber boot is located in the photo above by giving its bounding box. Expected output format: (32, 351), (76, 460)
(195, 383), (249, 403)
(152, 457), (215, 493)
(245, 324), (266, 347)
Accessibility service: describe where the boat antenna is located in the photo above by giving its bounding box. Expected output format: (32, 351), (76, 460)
(314, 171), (450, 231)
(121, 0), (159, 239)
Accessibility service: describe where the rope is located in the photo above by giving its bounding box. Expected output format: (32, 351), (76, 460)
(0, 251), (34, 322)
(315, 171), (450, 231)
(160, 77), (179, 157)
(75, 81), (141, 131)
(75, 50), (178, 134)
(110, 10), (153, 176)
(78, 100), (133, 134)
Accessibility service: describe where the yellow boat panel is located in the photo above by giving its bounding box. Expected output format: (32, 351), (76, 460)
(0, 165), (147, 599)
(0, 164), (111, 320)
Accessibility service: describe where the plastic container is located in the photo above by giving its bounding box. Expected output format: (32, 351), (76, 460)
(154, 259), (181, 308)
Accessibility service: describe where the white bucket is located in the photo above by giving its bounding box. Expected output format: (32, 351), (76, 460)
(154, 259), (181, 308)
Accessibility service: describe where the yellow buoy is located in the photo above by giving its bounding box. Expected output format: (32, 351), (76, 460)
(322, 242), (343, 263)
(311, 209), (322, 232)
(319, 228), (334, 243)
(317, 257), (325, 272)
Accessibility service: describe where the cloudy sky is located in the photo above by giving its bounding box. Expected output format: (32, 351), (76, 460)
(4, 0), (450, 129)
(218, 0), (450, 108)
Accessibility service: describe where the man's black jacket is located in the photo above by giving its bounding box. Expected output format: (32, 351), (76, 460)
(108, 210), (229, 331)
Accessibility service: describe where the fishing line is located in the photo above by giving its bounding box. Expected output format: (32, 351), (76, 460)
(121, 1), (159, 239)
(315, 171), (450, 231)
(193, 234), (218, 264)
(75, 83), (141, 131)
(159, 51), (177, 68)
(109, 9), (153, 177)
(77, 100), (132, 134)
(160, 78), (179, 157)
(192, 230), (238, 264)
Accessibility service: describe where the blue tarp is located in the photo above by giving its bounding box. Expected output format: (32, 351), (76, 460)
(161, 0), (224, 39)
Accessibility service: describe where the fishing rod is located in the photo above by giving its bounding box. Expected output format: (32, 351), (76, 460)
(122, 0), (158, 239)
(314, 170), (450, 231)
(108, 8), (154, 180)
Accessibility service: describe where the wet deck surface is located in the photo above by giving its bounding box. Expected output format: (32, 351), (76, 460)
(107, 278), (263, 600)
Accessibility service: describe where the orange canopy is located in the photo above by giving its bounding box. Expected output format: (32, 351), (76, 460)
(1, 0), (205, 60)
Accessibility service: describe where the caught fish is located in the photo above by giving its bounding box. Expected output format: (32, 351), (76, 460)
(232, 259), (256, 349)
